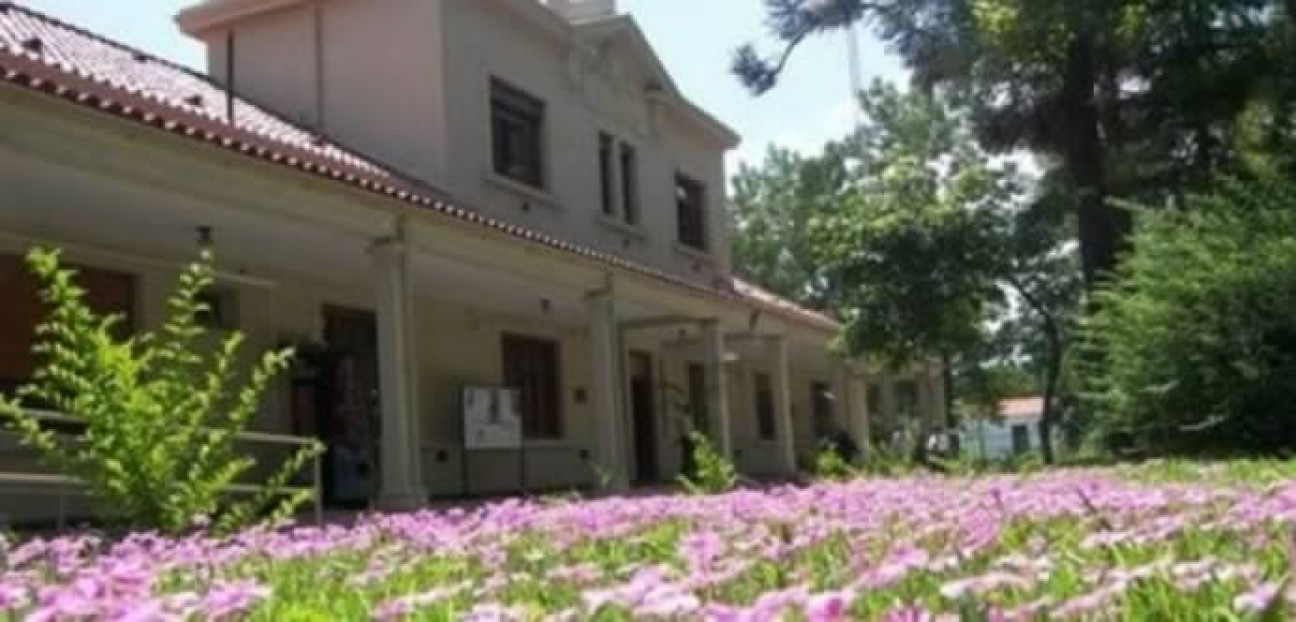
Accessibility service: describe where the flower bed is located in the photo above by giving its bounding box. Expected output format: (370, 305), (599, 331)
(3, 469), (1295, 620)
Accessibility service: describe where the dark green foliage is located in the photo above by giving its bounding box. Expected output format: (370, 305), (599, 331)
(812, 83), (1015, 367)
(736, 0), (1295, 286)
(1076, 180), (1296, 454)
(730, 147), (851, 310)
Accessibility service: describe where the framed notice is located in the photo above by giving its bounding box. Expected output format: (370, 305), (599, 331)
(462, 386), (522, 450)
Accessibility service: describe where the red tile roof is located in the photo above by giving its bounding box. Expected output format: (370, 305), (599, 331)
(999, 397), (1044, 420)
(0, 1), (837, 332)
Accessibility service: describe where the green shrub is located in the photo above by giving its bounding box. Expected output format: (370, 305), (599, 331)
(858, 442), (912, 477)
(0, 248), (322, 534)
(1075, 179), (1296, 454)
(812, 442), (856, 480)
(678, 431), (737, 495)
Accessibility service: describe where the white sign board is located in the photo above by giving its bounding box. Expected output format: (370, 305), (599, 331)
(463, 387), (523, 450)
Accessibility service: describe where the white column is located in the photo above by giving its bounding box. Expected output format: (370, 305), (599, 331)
(771, 337), (797, 475)
(588, 290), (628, 490)
(843, 362), (871, 459)
(372, 231), (423, 510)
(702, 320), (732, 458)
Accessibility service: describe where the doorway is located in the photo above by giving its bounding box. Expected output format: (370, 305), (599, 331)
(628, 351), (659, 484)
(318, 306), (380, 508)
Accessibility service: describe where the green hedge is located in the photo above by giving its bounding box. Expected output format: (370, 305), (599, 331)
(1077, 179), (1296, 455)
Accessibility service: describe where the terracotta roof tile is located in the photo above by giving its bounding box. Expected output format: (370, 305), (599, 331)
(0, 1), (838, 333)
(999, 397), (1044, 420)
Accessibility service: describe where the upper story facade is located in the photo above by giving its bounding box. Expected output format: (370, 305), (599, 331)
(176, 0), (740, 284)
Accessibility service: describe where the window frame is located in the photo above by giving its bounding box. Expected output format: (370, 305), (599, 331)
(675, 173), (708, 251)
(501, 332), (563, 441)
(619, 142), (639, 225)
(598, 132), (615, 216)
(490, 78), (546, 190)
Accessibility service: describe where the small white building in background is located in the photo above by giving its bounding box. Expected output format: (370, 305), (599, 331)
(963, 397), (1046, 460)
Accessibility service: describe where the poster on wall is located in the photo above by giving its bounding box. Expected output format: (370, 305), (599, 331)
(462, 386), (522, 450)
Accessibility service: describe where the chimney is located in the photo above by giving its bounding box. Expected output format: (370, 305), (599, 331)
(545, 0), (617, 22)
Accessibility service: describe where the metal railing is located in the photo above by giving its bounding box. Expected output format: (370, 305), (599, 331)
(0, 409), (323, 529)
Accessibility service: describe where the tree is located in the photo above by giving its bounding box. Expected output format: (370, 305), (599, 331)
(1075, 179), (1296, 456)
(993, 179), (1082, 463)
(736, 0), (1284, 288)
(730, 147), (851, 310)
(0, 248), (321, 533)
(812, 82), (1017, 460)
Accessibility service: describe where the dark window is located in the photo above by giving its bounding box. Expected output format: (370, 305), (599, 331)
(897, 380), (919, 417)
(620, 143), (638, 225)
(754, 372), (776, 440)
(675, 174), (707, 250)
(867, 382), (881, 417)
(197, 288), (240, 331)
(491, 79), (545, 188)
(812, 381), (833, 437)
(0, 254), (135, 394)
(1011, 424), (1031, 455)
(598, 132), (615, 216)
(502, 333), (562, 439)
(687, 362), (708, 432)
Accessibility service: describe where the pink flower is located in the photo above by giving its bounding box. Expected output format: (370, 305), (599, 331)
(805, 590), (854, 621)
(200, 580), (270, 620)
(1234, 582), (1282, 612)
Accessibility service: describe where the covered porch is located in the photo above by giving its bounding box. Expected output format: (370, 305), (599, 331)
(0, 85), (924, 522)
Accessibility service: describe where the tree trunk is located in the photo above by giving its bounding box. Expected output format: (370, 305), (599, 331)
(942, 351), (959, 456)
(1006, 274), (1063, 465)
(1038, 328), (1061, 465)
(1062, 29), (1130, 289)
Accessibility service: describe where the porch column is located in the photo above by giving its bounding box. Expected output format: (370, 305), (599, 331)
(843, 362), (871, 459)
(702, 320), (733, 458)
(588, 290), (628, 490)
(372, 231), (423, 510)
(771, 337), (797, 475)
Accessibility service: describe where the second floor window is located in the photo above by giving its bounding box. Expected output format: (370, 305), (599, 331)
(754, 372), (776, 440)
(620, 143), (638, 225)
(676, 173), (708, 251)
(491, 79), (545, 189)
(597, 132), (640, 226)
(598, 133), (615, 215)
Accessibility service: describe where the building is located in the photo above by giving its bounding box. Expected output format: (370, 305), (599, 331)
(964, 397), (1046, 460)
(0, 0), (944, 519)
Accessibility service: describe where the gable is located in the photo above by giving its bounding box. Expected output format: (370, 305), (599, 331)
(573, 16), (738, 148)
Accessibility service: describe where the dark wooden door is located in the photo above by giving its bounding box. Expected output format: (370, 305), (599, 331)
(629, 351), (658, 484)
(320, 306), (380, 508)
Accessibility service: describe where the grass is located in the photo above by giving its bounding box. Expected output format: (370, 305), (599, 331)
(4, 461), (1296, 620)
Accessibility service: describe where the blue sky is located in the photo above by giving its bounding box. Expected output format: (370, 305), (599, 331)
(18, 0), (906, 171)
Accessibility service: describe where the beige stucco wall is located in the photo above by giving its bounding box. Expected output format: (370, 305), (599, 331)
(195, 0), (732, 286)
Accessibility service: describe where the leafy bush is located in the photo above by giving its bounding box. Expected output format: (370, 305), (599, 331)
(677, 431), (737, 495)
(0, 248), (322, 533)
(812, 442), (856, 480)
(1076, 179), (1296, 454)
